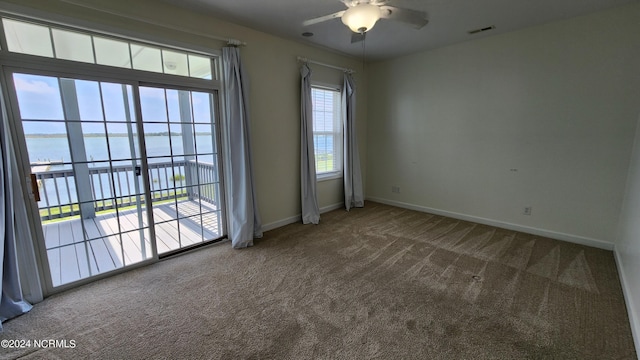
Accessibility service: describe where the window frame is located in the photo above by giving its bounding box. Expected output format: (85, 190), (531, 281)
(310, 83), (343, 181)
(0, 13), (221, 82)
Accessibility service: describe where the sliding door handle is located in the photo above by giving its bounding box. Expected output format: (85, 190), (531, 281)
(29, 173), (41, 202)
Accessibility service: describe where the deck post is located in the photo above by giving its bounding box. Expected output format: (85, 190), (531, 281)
(178, 90), (196, 201)
(59, 79), (95, 219)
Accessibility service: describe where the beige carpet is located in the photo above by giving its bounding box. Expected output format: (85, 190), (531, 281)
(0, 202), (636, 359)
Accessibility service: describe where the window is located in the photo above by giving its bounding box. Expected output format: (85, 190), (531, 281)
(311, 86), (342, 178)
(2, 18), (214, 80)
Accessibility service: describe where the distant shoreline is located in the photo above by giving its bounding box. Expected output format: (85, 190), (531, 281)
(25, 132), (212, 138)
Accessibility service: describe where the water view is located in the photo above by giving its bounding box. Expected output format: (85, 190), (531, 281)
(26, 134), (215, 167)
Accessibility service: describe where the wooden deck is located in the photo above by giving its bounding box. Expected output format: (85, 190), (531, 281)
(44, 199), (222, 287)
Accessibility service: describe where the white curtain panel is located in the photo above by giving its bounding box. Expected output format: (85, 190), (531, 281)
(343, 73), (364, 211)
(0, 90), (35, 331)
(11, 132), (43, 305)
(222, 47), (263, 248)
(300, 64), (320, 224)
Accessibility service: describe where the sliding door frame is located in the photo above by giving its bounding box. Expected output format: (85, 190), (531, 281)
(0, 52), (226, 296)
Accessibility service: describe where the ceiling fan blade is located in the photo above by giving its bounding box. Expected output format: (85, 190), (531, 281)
(380, 6), (428, 29)
(351, 32), (365, 44)
(303, 10), (345, 27)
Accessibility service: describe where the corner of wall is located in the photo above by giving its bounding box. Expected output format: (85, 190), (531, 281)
(613, 110), (640, 357)
(614, 245), (640, 357)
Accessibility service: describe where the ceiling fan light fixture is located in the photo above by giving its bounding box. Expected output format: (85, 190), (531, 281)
(341, 3), (382, 33)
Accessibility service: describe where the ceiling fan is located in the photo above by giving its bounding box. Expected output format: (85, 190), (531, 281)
(303, 0), (428, 43)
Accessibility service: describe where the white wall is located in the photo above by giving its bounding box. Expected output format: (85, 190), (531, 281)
(2, 0), (367, 229)
(366, 3), (640, 248)
(617, 112), (640, 354)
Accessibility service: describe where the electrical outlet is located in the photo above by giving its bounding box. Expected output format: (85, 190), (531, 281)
(391, 186), (400, 193)
(523, 206), (532, 216)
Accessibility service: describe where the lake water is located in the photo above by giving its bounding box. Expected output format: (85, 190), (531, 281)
(26, 135), (215, 166)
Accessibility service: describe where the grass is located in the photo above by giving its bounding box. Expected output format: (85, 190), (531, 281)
(40, 189), (193, 224)
(316, 154), (334, 173)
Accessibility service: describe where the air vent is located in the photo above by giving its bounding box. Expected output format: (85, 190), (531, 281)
(468, 25), (495, 35)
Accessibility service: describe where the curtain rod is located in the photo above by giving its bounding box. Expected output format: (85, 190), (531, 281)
(58, 0), (246, 46)
(297, 56), (355, 74)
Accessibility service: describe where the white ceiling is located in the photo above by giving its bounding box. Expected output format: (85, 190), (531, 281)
(160, 0), (637, 61)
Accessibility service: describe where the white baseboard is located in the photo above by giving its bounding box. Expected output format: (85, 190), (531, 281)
(261, 202), (345, 232)
(320, 202), (346, 214)
(614, 248), (640, 358)
(261, 214), (300, 232)
(366, 197), (614, 251)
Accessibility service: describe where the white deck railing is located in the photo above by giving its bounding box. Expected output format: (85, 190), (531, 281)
(33, 160), (219, 221)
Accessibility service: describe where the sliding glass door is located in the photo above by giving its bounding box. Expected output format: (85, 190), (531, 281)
(138, 85), (224, 255)
(10, 72), (151, 287)
(7, 70), (225, 289)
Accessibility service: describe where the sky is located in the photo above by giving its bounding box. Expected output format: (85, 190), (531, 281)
(14, 73), (214, 136)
